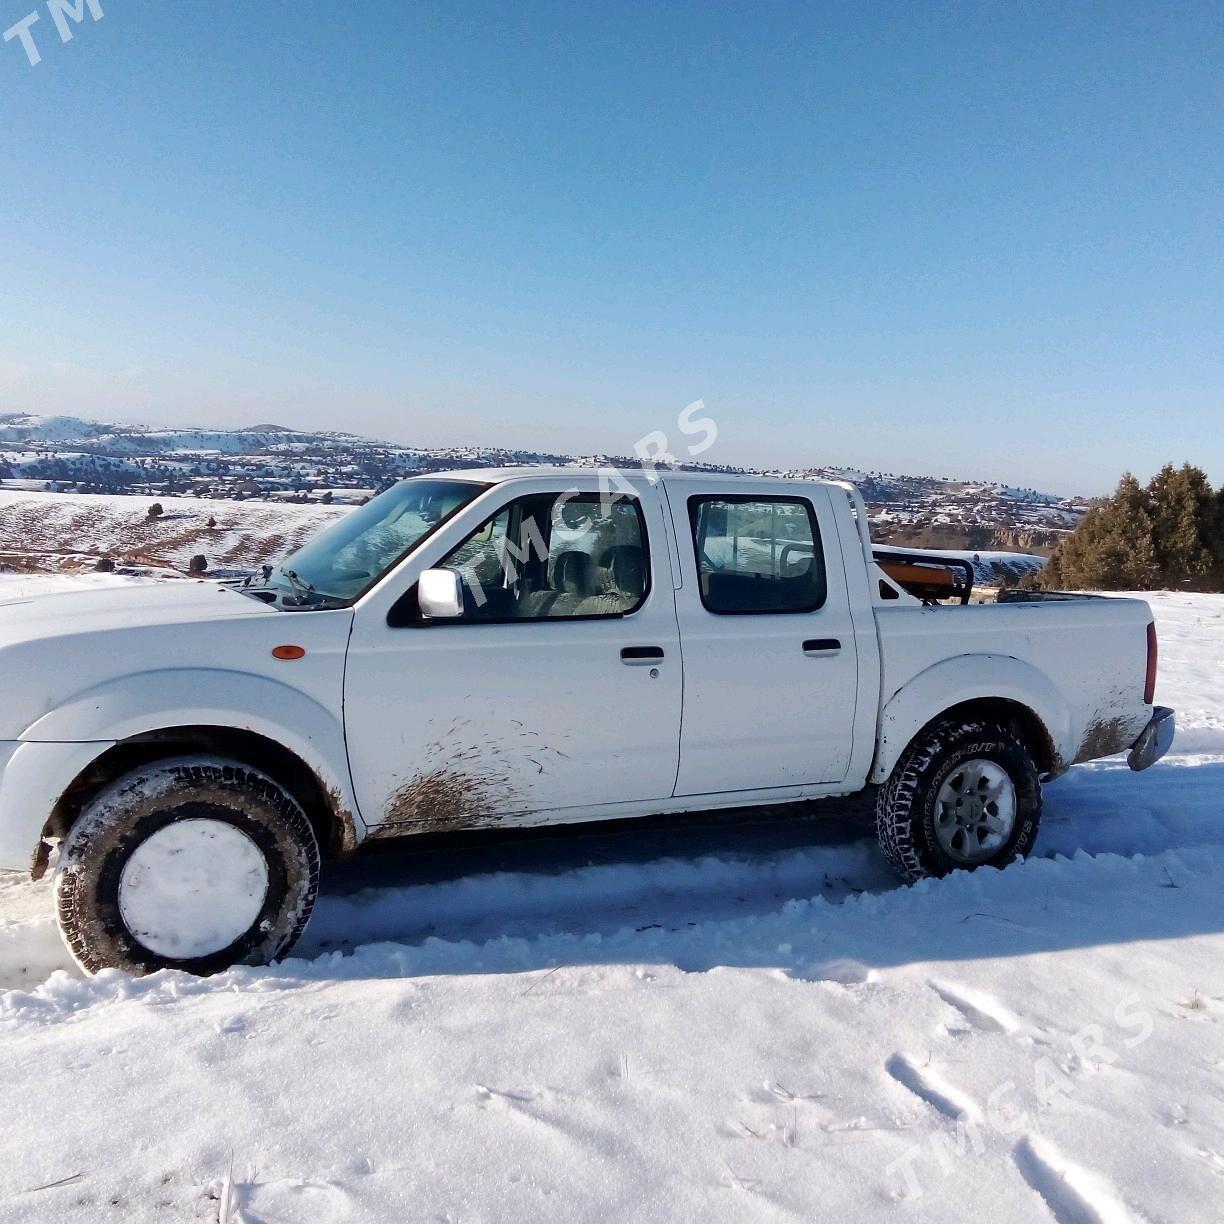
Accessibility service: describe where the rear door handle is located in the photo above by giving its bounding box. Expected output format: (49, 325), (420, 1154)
(621, 645), (664, 664)
(802, 638), (841, 656)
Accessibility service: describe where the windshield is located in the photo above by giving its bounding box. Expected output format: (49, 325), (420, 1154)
(263, 477), (487, 606)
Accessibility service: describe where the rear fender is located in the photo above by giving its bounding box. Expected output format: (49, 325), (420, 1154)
(870, 654), (1073, 784)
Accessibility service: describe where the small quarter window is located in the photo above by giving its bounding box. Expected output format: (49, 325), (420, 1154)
(688, 496), (827, 614)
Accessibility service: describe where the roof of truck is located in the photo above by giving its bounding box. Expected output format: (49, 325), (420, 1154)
(431, 466), (844, 488)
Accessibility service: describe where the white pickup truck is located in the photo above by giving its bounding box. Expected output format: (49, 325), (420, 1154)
(0, 470), (1173, 975)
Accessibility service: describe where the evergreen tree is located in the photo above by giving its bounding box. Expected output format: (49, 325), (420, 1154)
(1043, 463), (1222, 592)
(1044, 502), (1111, 588)
(1106, 473), (1159, 588)
(1212, 487), (1224, 576)
(1148, 463), (1213, 584)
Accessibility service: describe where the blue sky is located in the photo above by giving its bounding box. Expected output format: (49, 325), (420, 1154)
(2, 1), (1221, 494)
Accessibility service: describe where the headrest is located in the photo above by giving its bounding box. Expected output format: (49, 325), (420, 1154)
(553, 550), (592, 594)
(605, 544), (644, 595)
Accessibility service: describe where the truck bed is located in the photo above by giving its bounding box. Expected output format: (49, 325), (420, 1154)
(871, 593), (1155, 776)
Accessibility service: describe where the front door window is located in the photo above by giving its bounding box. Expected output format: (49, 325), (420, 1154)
(431, 491), (650, 621)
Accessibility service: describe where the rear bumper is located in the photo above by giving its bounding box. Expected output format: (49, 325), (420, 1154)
(1127, 706), (1175, 772)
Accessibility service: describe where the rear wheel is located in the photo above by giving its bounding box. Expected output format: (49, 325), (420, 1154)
(875, 717), (1042, 881)
(55, 757), (319, 976)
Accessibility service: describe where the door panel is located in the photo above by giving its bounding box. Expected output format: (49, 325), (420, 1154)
(343, 480), (682, 833)
(668, 483), (858, 795)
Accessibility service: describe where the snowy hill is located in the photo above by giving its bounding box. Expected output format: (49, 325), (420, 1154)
(0, 413), (368, 453)
(0, 586), (1220, 1219)
(0, 414), (1085, 558)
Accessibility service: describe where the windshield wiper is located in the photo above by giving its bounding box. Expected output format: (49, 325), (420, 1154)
(243, 564), (344, 609)
(280, 567), (314, 597)
(275, 566), (347, 610)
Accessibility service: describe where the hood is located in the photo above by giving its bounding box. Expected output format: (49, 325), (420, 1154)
(0, 580), (275, 645)
(0, 578), (351, 744)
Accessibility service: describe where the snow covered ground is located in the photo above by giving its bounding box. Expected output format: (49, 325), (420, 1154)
(0, 489), (344, 575)
(0, 587), (1221, 1222)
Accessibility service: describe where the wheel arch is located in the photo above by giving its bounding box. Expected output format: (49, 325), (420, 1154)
(870, 654), (1072, 785)
(38, 725), (360, 878)
(19, 667), (363, 879)
(903, 697), (1058, 774)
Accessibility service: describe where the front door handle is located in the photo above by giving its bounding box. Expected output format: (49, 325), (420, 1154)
(802, 638), (841, 656)
(621, 645), (664, 665)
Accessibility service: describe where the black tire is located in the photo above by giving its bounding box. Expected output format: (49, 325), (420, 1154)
(875, 717), (1042, 881)
(56, 756), (320, 976)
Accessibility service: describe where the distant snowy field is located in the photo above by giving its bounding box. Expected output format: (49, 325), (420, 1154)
(0, 488), (345, 574)
(0, 582), (1222, 1222)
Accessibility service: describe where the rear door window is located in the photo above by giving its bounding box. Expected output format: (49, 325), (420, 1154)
(688, 495), (827, 614)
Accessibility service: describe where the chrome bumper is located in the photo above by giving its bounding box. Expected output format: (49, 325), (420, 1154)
(1127, 706), (1175, 771)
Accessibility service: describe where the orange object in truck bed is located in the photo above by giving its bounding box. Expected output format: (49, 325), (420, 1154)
(872, 548), (974, 603)
(876, 558), (958, 592)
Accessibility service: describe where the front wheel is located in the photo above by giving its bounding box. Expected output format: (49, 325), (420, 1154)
(875, 717), (1042, 881)
(56, 757), (320, 976)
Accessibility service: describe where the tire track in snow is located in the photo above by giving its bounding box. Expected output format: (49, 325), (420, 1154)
(1013, 1134), (1142, 1224)
(884, 1054), (980, 1122)
(304, 831), (895, 958)
(929, 980), (1022, 1035)
(304, 757), (1224, 962)
(473, 1084), (588, 1148)
(299, 757), (1224, 960)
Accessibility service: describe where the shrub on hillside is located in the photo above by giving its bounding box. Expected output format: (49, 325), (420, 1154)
(1043, 464), (1224, 591)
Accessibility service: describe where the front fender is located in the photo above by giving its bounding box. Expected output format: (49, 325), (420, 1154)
(869, 654), (1073, 784)
(0, 739), (119, 872)
(13, 668), (364, 855)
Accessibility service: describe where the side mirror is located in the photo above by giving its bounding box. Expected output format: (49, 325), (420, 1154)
(417, 568), (463, 618)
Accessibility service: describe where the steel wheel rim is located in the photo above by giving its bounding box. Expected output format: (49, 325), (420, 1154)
(117, 818), (270, 960)
(934, 759), (1017, 865)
